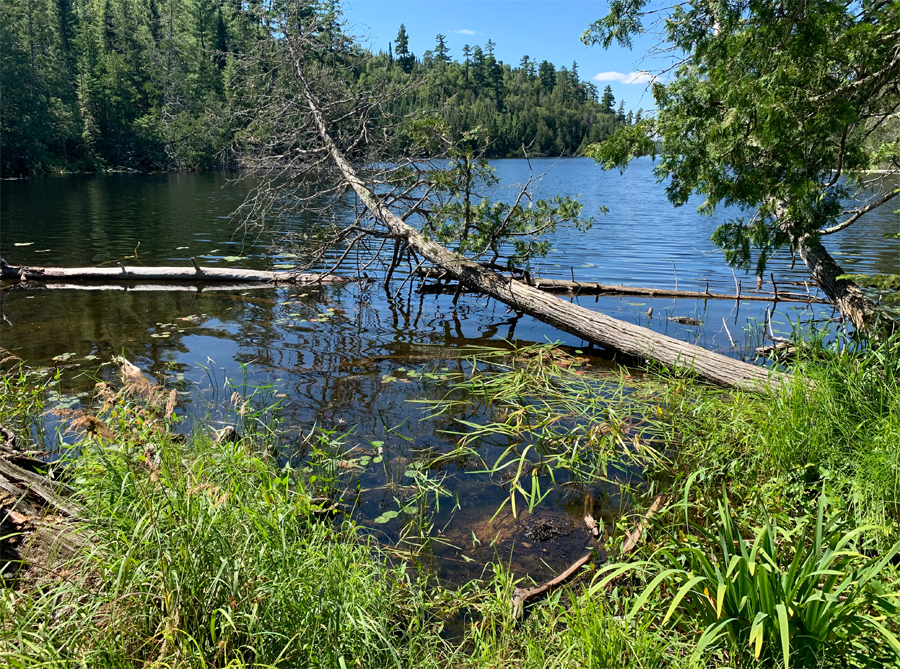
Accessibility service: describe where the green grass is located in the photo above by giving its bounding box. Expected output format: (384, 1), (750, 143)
(654, 332), (900, 540)
(0, 394), (446, 668)
(2, 334), (899, 668)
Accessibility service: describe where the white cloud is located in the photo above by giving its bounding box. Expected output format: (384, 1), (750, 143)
(455, 29), (478, 36)
(593, 70), (657, 85)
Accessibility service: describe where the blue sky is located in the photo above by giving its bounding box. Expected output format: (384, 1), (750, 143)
(341, 1), (664, 113)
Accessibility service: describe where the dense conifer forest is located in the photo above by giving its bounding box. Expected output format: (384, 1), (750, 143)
(0, 1), (631, 177)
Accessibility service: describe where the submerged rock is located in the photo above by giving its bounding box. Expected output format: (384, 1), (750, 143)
(523, 516), (574, 542)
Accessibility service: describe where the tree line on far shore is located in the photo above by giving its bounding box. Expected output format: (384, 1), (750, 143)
(0, 0), (633, 177)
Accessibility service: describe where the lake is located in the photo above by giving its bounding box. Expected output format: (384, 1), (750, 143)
(1, 158), (897, 583)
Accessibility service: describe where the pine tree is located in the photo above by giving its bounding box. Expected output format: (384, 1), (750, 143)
(434, 34), (449, 63)
(600, 85), (615, 114)
(538, 60), (555, 92)
(394, 23), (413, 73)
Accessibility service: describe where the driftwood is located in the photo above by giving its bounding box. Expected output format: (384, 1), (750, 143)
(618, 493), (666, 557)
(583, 494), (601, 538)
(510, 551), (595, 619)
(9, 282), (306, 293)
(0, 457), (81, 518)
(509, 493), (666, 619)
(0, 441), (87, 577)
(1, 425), (15, 450)
(0, 257), (350, 286)
(296, 63), (784, 393)
(417, 271), (830, 305)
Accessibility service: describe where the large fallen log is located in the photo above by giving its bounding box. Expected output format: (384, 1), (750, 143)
(295, 58), (784, 392)
(0, 257), (349, 285)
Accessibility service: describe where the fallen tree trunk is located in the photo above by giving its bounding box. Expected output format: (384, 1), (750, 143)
(295, 59), (784, 392)
(417, 271), (829, 304)
(797, 234), (897, 337)
(0, 257), (349, 285)
(8, 281), (318, 293)
(0, 438), (88, 576)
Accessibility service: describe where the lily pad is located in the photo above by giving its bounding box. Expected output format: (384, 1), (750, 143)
(373, 510), (398, 524)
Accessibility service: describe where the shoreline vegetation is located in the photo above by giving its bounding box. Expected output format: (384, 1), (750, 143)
(2, 333), (899, 668)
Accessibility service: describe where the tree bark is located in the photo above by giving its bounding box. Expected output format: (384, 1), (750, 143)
(294, 58), (784, 393)
(797, 234), (896, 337)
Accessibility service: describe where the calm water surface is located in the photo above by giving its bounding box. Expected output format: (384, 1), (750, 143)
(1, 159), (897, 583)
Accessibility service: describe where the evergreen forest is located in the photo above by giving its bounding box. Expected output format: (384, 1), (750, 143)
(0, 1), (632, 177)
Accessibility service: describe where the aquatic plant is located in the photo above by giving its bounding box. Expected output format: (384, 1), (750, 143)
(424, 343), (660, 517)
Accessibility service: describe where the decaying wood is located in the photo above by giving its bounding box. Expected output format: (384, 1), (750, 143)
(416, 270), (831, 305)
(618, 493), (666, 557)
(583, 493), (601, 538)
(0, 448), (87, 578)
(0, 257), (350, 286)
(510, 551), (595, 619)
(1, 424), (15, 451)
(213, 425), (240, 443)
(0, 458), (81, 518)
(296, 61), (784, 393)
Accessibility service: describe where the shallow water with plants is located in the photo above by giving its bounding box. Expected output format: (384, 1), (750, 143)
(1, 160), (898, 585)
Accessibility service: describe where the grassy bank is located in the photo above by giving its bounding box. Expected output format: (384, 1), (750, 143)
(1, 337), (898, 667)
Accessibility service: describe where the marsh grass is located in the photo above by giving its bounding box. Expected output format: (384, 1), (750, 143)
(0, 363), (55, 450)
(0, 392), (447, 668)
(594, 491), (900, 668)
(423, 343), (661, 517)
(654, 332), (900, 540)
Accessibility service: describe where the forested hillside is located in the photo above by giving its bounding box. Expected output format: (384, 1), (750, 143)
(0, 2), (631, 176)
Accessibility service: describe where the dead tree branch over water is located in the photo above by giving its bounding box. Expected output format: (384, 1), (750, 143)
(232, 5), (784, 392)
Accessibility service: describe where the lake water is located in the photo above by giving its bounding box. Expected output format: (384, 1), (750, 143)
(1, 158), (897, 583)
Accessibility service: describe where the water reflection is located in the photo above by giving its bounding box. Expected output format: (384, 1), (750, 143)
(1, 162), (896, 583)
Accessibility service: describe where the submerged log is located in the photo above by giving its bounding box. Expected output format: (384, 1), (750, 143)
(416, 270), (830, 304)
(0, 257), (349, 285)
(10, 281), (296, 292)
(296, 63), (784, 392)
